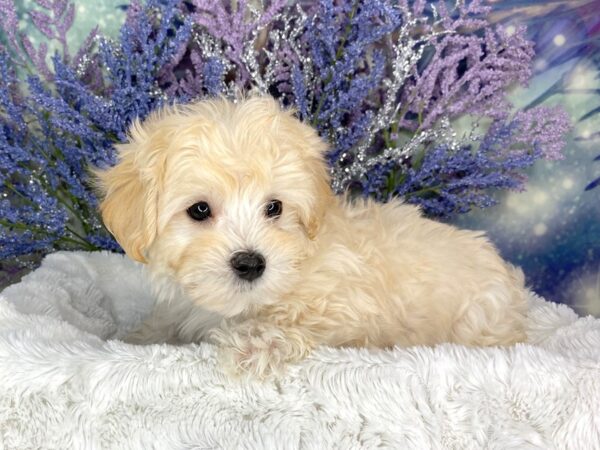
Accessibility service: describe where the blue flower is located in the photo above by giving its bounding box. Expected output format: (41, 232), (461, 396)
(0, 0), (571, 273)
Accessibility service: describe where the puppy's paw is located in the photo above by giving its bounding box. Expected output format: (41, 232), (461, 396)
(210, 321), (307, 380)
(124, 324), (179, 345)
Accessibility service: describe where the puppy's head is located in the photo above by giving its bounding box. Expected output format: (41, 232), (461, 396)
(95, 96), (332, 316)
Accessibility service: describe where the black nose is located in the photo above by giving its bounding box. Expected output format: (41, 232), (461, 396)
(230, 251), (266, 282)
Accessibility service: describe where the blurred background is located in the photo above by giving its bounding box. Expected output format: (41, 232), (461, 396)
(9, 0), (600, 316)
(457, 0), (600, 317)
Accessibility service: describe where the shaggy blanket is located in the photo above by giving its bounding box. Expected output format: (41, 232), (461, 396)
(1, 251), (599, 449)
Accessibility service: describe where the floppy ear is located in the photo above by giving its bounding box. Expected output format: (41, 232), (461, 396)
(296, 125), (334, 241)
(93, 141), (159, 263)
(301, 167), (331, 240)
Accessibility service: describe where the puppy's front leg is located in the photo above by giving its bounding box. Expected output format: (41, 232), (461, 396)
(210, 318), (314, 379)
(124, 309), (182, 344)
(123, 300), (192, 344)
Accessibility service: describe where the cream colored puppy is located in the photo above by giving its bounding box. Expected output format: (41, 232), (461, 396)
(96, 96), (527, 379)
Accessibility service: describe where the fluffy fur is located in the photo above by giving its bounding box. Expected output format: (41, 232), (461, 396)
(95, 95), (527, 378)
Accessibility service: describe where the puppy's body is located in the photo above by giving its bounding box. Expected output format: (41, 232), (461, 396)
(97, 96), (527, 378)
(278, 197), (526, 349)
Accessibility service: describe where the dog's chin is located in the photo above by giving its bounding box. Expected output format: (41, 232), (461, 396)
(183, 277), (285, 318)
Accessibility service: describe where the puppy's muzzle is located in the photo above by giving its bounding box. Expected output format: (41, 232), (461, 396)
(230, 251), (266, 282)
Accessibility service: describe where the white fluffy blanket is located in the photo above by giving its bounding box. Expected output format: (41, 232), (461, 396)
(1, 251), (599, 449)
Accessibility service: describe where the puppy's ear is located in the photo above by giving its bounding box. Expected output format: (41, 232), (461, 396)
(300, 165), (331, 240)
(296, 126), (333, 241)
(93, 131), (160, 263)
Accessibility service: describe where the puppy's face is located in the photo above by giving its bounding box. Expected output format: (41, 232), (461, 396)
(96, 97), (331, 317)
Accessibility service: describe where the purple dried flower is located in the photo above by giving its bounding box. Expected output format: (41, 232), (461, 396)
(400, 26), (535, 131)
(192, 0), (286, 83)
(0, 0), (196, 266)
(0, 0), (21, 54)
(0, 0), (572, 276)
(510, 106), (571, 160)
(291, 65), (308, 119)
(379, 107), (570, 217)
(29, 10), (55, 40)
(0, 0), (79, 80)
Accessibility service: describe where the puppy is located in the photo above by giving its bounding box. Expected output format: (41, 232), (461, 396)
(95, 96), (527, 379)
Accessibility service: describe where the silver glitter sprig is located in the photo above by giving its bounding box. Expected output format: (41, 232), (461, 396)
(241, 1), (275, 93)
(260, 4), (314, 106)
(241, 28), (267, 93)
(191, 28), (237, 98)
(331, 116), (460, 193)
(328, 4), (457, 193)
(75, 33), (103, 78)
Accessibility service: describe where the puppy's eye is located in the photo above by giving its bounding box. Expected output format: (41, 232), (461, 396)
(187, 201), (211, 221)
(265, 199), (282, 218)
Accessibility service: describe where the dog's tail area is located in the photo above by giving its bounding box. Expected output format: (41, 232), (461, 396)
(450, 263), (529, 347)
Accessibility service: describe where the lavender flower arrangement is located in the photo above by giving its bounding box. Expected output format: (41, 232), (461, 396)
(0, 0), (570, 277)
